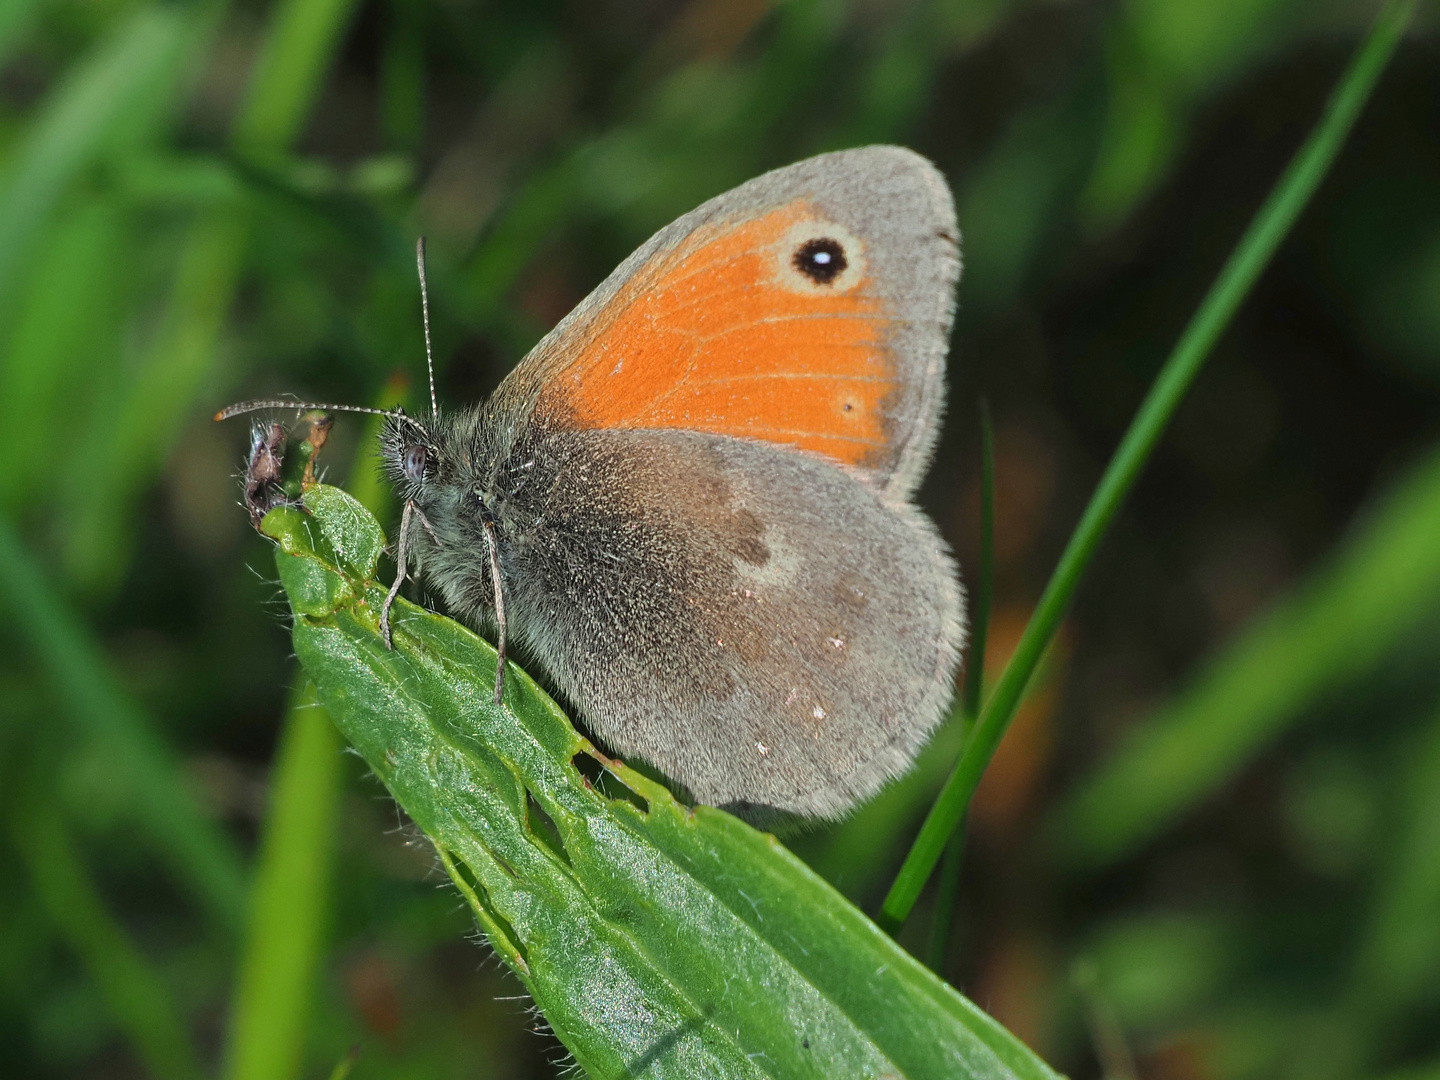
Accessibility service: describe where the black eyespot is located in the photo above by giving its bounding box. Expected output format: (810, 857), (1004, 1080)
(793, 237), (847, 284)
(403, 444), (428, 482)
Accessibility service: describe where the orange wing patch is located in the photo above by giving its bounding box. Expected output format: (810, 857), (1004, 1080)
(537, 203), (898, 470)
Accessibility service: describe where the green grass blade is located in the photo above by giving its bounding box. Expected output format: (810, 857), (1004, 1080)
(1052, 441), (1440, 867)
(1346, 697), (1440, 1018)
(63, 0), (362, 588)
(1274, 694), (1440, 1080)
(13, 799), (203, 1080)
(877, 0), (1414, 931)
(231, 0), (360, 156)
(222, 682), (342, 1080)
(325, 1046), (361, 1080)
(0, 512), (245, 927)
(0, 4), (195, 308)
(266, 484), (1062, 1080)
(0, 0), (44, 63)
(924, 826), (966, 975)
(0, 201), (125, 511)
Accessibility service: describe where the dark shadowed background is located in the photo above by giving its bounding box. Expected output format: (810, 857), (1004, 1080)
(1, 0), (1438, 1077)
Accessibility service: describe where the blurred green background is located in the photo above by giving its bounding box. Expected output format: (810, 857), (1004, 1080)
(0, 0), (1437, 1077)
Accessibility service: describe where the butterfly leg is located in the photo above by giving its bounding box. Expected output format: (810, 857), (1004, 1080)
(413, 505), (441, 547)
(482, 518), (508, 704)
(380, 498), (414, 649)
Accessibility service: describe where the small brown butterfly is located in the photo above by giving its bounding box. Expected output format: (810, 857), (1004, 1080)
(221, 146), (965, 823)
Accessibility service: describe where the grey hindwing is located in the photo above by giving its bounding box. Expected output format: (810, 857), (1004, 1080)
(494, 427), (964, 820)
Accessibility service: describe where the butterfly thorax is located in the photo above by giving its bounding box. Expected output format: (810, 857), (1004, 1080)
(377, 399), (555, 628)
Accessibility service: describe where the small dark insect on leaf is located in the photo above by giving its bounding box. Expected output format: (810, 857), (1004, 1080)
(241, 411), (333, 530)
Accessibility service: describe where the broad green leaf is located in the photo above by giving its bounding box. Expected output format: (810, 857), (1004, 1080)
(270, 484), (1060, 1080)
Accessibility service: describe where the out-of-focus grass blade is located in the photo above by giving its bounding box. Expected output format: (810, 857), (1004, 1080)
(0, 0), (44, 63)
(0, 201), (125, 511)
(958, 86), (1100, 311)
(1254, 695), (1440, 1080)
(325, 1045), (360, 1080)
(267, 485), (1062, 1080)
(0, 3), (199, 308)
(222, 682), (341, 1080)
(0, 512), (245, 928)
(1079, 0), (1341, 233)
(12, 798), (204, 1080)
(1053, 441), (1440, 868)
(231, 0), (362, 156)
(1076, 912), (1238, 1037)
(1354, 697), (1440, 1009)
(63, 0), (362, 589)
(878, 0), (1413, 931)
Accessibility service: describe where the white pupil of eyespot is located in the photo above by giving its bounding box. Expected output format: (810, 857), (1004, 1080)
(813, 252), (831, 264)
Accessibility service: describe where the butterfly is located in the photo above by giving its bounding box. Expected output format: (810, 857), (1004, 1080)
(222, 146), (965, 823)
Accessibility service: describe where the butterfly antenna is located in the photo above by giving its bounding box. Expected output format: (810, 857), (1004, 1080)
(416, 236), (438, 422)
(214, 399), (426, 432)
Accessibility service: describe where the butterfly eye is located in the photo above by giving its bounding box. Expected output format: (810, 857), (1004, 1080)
(793, 237), (847, 285)
(403, 444), (428, 481)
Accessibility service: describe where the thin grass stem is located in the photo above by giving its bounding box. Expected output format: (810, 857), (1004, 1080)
(924, 402), (995, 970)
(879, 0), (1415, 931)
(924, 824), (966, 972)
(962, 399), (996, 732)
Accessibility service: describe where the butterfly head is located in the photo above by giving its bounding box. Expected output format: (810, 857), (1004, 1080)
(378, 407), (440, 498)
